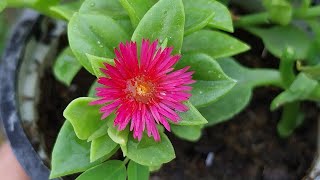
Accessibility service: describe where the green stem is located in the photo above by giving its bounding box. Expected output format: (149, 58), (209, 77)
(235, 5), (320, 27)
(249, 69), (284, 89)
(277, 102), (304, 138)
(123, 157), (130, 165)
(279, 48), (296, 88)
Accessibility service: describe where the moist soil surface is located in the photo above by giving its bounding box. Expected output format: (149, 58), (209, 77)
(32, 30), (318, 180)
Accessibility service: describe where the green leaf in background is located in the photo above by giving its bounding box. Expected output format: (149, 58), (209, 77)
(68, 12), (129, 74)
(271, 73), (319, 110)
(50, 1), (82, 21)
(263, 0), (292, 25)
(171, 124), (202, 141)
(127, 161), (150, 180)
(88, 80), (99, 98)
(79, 0), (133, 35)
(0, 14), (8, 57)
(297, 63), (320, 80)
(86, 53), (114, 77)
(90, 134), (119, 162)
(246, 25), (311, 59)
(182, 30), (250, 59)
(119, 0), (157, 28)
(277, 102), (304, 137)
(53, 47), (82, 86)
(79, 0), (127, 19)
(50, 121), (101, 179)
(76, 160), (126, 180)
(183, 0), (215, 35)
(126, 132), (175, 166)
(199, 58), (282, 126)
(207, 1), (233, 32)
(0, 0), (6, 12)
(131, 0), (185, 54)
(177, 101), (208, 125)
(63, 97), (111, 140)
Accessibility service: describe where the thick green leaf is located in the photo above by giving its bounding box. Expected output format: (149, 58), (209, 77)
(263, 0), (292, 25)
(87, 122), (109, 141)
(191, 80), (236, 108)
(177, 101), (207, 125)
(79, 0), (133, 35)
(127, 161), (150, 180)
(68, 12), (129, 74)
(50, 1), (82, 21)
(207, 1), (233, 32)
(132, 0), (185, 54)
(76, 160), (126, 180)
(86, 53), (114, 77)
(200, 58), (282, 126)
(171, 124), (202, 141)
(271, 73), (318, 110)
(108, 125), (130, 146)
(126, 132), (175, 166)
(90, 134), (119, 162)
(119, 0), (156, 28)
(63, 97), (110, 140)
(176, 53), (230, 81)
(0, 0), (6, 12)
(183, 0), (215, 35)
(80, 0), (127, 18)
(50, 121), (101, 179)
(298, 63), (320, 80)
(182, 30), (250, 58)
(246, 25), (311, 59)
(53, 47), (82, 86)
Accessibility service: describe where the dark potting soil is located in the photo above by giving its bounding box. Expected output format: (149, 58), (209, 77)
(31, 27), (317, 180)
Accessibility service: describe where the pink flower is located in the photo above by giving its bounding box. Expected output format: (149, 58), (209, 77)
(90, 39), (195, 141)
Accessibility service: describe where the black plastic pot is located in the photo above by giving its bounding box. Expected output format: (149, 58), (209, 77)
(0, 10), (60, 180)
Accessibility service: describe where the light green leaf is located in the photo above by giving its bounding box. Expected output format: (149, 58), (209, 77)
(87, 122), (109, 141)
(108, 125), (130, 146)
(207, 1), (233, 32)
(126, 132), (175, 166)
(68, 12), (129, 74)
(86, 53), (114, 78)
(183, 0), (215, 35)
(90, 134), (119, 162)
(171, 124), (202, 141)
(119, 0), (157, 28)
(191, 80), (236, 108)
(271, 73), (318, 110)
(182, 30), (250, 59)
(127, 161), (150, 180)
(50, 1), (82, 21)
(176, 53), (230, 81)
(53, 47), (82, 86)
(263, 0), (292, 25)
(177, 101), (208, 125)
(246, 25), (311, 59)
(50, 121), (101, 179)
(63, 97), (111, 140)
(79, 0), (133, 35)
(200, 58), (282, 126)
(76, 160), (126, 180)
(132, 0), (185, 54)
(0, 0), (7, 12)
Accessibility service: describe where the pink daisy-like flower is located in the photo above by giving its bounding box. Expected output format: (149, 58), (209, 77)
(90, 39), (195, 141)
